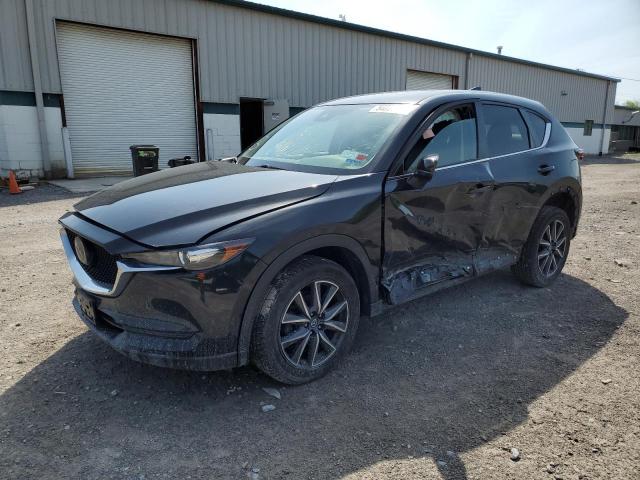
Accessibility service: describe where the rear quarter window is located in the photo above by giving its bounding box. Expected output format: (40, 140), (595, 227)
(522, 110), (548, 148)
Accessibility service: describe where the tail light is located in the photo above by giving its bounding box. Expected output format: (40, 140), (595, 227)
(574, 148), (585, 161)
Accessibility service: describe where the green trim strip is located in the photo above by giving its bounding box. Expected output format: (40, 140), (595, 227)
(561, 121), (609, 130)
(0, 90), (61, 108)
(0, 90), (36, 106)
(202, 103), (308, 116)
(202, 102), (240, 115)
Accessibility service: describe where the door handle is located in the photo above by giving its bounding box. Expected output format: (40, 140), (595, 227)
(538, 164), (555, 175)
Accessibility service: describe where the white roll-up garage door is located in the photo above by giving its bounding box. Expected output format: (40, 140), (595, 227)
(56, 22), (198, 176)
(406, 70), (454, 90)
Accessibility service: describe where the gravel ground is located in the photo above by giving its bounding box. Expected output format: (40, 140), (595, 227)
(0, 155), (639, 480)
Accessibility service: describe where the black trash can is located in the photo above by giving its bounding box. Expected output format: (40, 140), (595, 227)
(130, 145), (159, 176)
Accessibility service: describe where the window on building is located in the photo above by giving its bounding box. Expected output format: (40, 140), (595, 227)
(404, 104), (477, 170)
(481, 104), (530, 157)
(522, 110), (547, 148)
(584, 120), (594, 136)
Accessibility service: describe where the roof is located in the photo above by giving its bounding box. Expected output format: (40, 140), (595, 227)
(322, 89), (546, 111)
(322, 90), (445, 105)
(213, 0), (620, 83)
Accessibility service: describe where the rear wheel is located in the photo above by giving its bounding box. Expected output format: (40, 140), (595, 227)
(512, 206), (571, 287)
(251, 256), (360, 384)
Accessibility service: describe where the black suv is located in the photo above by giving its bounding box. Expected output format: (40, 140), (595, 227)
(60, 90), (582, 384)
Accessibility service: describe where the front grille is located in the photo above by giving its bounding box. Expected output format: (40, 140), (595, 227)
(67, 230), (118, 286)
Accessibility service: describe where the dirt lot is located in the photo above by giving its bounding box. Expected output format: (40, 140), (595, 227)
(1, 155), (639, 480)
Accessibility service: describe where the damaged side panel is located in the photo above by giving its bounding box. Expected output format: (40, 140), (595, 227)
(382, 160), (516, 305)
(382, 254), (474, 305)
(382, 249), (518, 305)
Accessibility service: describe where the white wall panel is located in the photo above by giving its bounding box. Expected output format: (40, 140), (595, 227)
(203, 113), (241, 160)
(564, 126), (610, 154)
(0, 105), (64, 177)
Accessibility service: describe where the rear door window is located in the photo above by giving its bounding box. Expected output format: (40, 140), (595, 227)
(522, 110), (548, 148)
(480, 104), (530, 157)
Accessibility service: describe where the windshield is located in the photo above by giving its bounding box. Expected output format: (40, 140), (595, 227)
(238, 104), (416, 172)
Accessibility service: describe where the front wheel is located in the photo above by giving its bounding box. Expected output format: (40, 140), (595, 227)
(512, 206), (571, 287)
(251, 256), (360, 384)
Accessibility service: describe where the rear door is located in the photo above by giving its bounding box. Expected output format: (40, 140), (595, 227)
(477, 103), (552, 270)
(383, 102), (495, 304)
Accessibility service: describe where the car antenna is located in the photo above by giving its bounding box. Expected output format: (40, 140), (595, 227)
(469, 86), (482, 90)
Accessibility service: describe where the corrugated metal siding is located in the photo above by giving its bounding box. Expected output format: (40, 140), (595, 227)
(469, 55), (616, 123)
(0, 0), (613, 124)
(0, 0), (466, 105)
(0, 0), (34, 90)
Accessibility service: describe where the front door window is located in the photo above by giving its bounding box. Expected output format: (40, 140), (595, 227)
(404, 104), (477, 171)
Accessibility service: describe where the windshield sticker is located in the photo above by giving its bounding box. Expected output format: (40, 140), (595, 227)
(369, 104), (418, 115)
(342, 150), (369, 166)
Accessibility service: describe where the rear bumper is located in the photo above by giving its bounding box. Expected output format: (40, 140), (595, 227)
(73, 295), (238, 371)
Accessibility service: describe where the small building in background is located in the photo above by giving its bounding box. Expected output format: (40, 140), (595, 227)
(0, 0), (620, 179)
(610, 106), (640, 153)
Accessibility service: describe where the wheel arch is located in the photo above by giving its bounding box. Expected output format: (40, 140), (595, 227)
(540, 182), (582, 237)
(236, 234), (378, 366)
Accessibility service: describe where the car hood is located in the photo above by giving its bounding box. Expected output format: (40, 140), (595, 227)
(74, 161), (337, 247)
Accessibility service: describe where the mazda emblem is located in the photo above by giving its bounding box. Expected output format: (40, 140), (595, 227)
(74, 236), (94, 267)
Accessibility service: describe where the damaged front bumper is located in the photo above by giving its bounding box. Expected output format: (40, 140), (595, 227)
(59, 213), (260, 371)
(72, 293), (237, 371)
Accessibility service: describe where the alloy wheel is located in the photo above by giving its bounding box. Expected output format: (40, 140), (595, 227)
(537, 219), (567, 277)
(279, 280), (349, 369)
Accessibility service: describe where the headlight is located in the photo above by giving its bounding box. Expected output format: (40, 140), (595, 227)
(122, 238), (253, 270)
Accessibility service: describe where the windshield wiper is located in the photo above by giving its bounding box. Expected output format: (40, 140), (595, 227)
(257, 164), (283, 170)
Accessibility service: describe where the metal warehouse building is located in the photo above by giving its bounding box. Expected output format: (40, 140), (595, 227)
(0, 0), (620, 179)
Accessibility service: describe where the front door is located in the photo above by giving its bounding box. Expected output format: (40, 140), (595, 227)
(383, 102), (495, 304)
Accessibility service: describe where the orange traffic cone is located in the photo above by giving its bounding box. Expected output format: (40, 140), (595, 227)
(8, 170), (22, 194)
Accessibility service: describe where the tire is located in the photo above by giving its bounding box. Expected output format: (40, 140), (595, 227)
(512, 206), (571, 287)
(251, 256), (360, 384)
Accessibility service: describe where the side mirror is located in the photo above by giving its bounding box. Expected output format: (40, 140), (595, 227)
(218, 156), (238, 163)
(415, 154), (438, 180)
